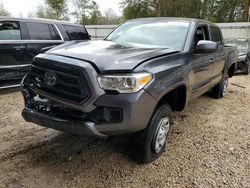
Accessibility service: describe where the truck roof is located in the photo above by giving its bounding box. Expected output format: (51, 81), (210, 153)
(128, 17), (218, 27)
(0, 16), (83, 27)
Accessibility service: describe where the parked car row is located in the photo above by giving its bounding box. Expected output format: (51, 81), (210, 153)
(0, 17), (90, 89)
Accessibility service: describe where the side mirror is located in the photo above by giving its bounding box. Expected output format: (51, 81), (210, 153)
(195, 40), (218, 53)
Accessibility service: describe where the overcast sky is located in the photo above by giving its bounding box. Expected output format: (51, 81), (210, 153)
(2, 0), (122, 18)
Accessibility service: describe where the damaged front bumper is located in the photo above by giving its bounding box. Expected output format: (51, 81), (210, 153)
(21, 75), (157, 137)
(22, 107), (107, 137)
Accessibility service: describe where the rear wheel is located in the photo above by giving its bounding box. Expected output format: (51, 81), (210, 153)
(245, 61), (250, 75)
(132, 103), (172, 164)
(210, 77), (228, 99)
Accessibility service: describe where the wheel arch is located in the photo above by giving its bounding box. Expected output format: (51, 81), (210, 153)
(157, 85), (187, 112)
(228, 63), (236, 78)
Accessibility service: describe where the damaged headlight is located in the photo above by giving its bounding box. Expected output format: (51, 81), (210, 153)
(97, 73), (152, 93)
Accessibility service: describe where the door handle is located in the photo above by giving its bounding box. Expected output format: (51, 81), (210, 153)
(14, 45), (25, 50)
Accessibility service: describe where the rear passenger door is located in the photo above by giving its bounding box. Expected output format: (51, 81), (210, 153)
(0, 21), (28, 88)
(23, 22), (64, 65)
(209, 26), (226, 87)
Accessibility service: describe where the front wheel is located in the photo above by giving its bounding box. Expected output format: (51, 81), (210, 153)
(210, 77), (229, 99)
(132, 103), (172, 164)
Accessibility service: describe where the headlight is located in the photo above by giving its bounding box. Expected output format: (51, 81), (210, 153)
(97, 73), (152, 93)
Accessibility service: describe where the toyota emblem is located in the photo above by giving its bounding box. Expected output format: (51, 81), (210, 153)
(44, 72), (57, 87)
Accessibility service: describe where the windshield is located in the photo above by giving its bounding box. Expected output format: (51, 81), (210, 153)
(106, 21), (190, 51)
(225, 39), (249, 54)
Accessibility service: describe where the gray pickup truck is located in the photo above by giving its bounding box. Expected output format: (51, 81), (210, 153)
(21, 18), (238, 163)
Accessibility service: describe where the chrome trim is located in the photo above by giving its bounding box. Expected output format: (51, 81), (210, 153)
(0, 40), (64, 44)
(29, 17), (82, 25)
(53, 24), (64, 41)
(0, 84), (20, 90)
(0, 64), (31, 69)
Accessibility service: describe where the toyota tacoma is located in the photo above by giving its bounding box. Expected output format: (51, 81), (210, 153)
(21, 18), (238, 163)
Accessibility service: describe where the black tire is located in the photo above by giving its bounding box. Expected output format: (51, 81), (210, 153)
(245, 61), (250, 75)
(131, 103), (172, 164)
(210, 77), (229, 99)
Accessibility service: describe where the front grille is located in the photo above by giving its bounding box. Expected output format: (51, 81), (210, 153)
(28, 60), (90, 104)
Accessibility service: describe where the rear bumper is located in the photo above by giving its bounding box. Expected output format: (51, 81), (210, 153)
(22, 107), (107, 137)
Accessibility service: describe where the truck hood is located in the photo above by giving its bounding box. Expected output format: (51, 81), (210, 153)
(46, 40), (178, 72)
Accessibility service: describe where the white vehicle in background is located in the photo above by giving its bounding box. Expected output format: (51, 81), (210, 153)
(224, 38), (250, 74)
(218, 23), (250, 74)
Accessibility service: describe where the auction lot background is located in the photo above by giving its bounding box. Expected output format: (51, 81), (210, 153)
(0, 0), (250, 187)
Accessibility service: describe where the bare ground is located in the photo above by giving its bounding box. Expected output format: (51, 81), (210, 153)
(0, 75), (249, 188)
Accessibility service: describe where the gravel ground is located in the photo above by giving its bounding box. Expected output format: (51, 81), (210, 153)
(0, 75), (249, 188)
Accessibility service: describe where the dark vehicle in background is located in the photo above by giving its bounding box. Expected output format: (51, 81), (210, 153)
(0, 17), (90, 89)
(225, 38), (250, 74)
(21, 18), (238, 163)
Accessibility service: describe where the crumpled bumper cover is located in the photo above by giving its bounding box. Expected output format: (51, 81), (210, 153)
(22, 88), (158, 137)
(22, 107), (107, 137)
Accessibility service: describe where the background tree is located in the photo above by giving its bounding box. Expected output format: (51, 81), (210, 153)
(0, 1), (10, 16)
(33, 0), (69, 20)
(121, 0), (247, 23)
(71, 0), (101, 24)
(156, 0), (202, 18)
(213, 0), (243, 22)
(87, 1), (101, 24)
(99, 8), (121, 24)
(121, 0), (156, 20)
(200, 0), (217, 21)
(71, 0), (90, 24)
(35, 4), (56, 19)
(46, 0), (68, 20)
(242, 0), (250, 21)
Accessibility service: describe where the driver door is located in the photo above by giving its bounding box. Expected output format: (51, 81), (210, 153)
(190, 24), (214, 99)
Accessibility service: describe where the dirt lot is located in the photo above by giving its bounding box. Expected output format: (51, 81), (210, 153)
(0, 75), (249, 188)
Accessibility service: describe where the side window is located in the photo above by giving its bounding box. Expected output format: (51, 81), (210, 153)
(49, 25), (61, 40)
(194, 25), (209, 46)
(26, 22), (61, 40)
(63, 25), (90, 40)
(210, 27), (222, 44)
(0, 21), (21, 40)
